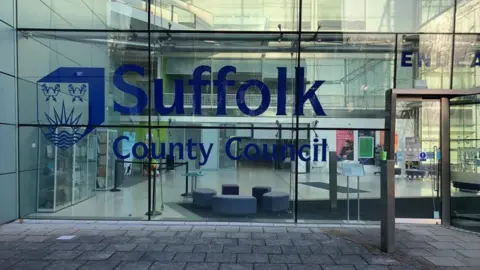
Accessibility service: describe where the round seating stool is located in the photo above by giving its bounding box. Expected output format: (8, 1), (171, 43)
(212, 195), (257, 216)
(252, 186), (272, 206)
(222, 184), (240, 195)
(192, 188), (217, 208)
(262, 191), (289, 212)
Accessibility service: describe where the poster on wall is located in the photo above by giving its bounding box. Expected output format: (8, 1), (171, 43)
(336, 130), (354, 161)
(358, 130), (375, 165)
(122, 132), (136, 176)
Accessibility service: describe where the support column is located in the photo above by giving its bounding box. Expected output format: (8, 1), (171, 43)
(440, 97), (451, 225)
(329, 151), (338, 211)
(381, 160), (395, 253)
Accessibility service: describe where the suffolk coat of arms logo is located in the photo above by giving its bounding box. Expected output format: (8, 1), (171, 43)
(37, 67), (106, 149)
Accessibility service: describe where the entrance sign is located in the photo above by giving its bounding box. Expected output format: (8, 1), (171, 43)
(37, 65), (330, 164)
(400, 51), (480, 68)
(113, 65), (327, 117)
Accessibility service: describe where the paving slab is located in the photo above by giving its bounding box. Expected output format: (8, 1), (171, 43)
(149, 262), (186, 270)
(1, 222), (480, 270)
(423, 256), (466, 267)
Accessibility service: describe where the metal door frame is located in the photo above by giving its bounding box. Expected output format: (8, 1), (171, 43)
(384, 89), (480, 226)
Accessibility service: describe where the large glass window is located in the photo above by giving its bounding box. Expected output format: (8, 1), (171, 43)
(12, 0), (480, 227)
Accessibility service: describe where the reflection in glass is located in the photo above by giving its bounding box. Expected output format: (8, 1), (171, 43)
(450, 100), (480, 232)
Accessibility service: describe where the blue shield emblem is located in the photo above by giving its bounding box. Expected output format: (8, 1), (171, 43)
(37, 67), (105, 149)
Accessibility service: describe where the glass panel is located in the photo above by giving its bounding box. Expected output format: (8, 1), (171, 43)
(16, 31), (147, 126)
(299, 33), (395, 119)
(455, 0), (480, 33)
(19, 126), (149, 220)
(147, 32), (298, 124)
(0, 0), (14, 26)
(394, 99), (441, 219)
(175, 0), (299, 31)
(450, 97), (480, 233)
(152, 126), (294, 222)
(396, 34), (453, 89)
(296, 33), (394, 223)
(305, 0), (454, 32)
(17, 0), (143, 30)
(452, 34), (480, 89)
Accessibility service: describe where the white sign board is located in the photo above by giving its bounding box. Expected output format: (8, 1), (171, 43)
(405, 137), (420, 161)
(341, 163), (365, 177)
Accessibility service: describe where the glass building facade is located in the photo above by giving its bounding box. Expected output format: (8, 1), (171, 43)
(0, 0), (479, 230)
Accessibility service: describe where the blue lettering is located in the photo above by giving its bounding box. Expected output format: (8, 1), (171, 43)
(132, 142), (148, 159)
(401, 52), (413, 67)
(419, 53), (431, 67)
(244, 143), (261, 160)
(313, 138), (319, 162)
(276, 67), (287, 115)
(169, 142), (184, 160)
(152, 142), (166, 159)
(113, 64), (148, 114)
(214, 66), (236, 115)
(295, 67), (326, 116)
(154, 79), (184, 115)
(113, 136), (330, 164)
(113, 136), (130, 159)
(188, 65), (211, 115)
(321, 138), (327, 161)
(281, 144), (296, 161)
(263, 143), (276, 160)
(226, 137), (242, 160)
(187, 139), (197, 160)
(472, 51), (480, 67)
(298, 144), (310, 162)
(236, 80), (271, 116)
(199, 143), (213, 166)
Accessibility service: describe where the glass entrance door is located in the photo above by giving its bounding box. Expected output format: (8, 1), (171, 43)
(385, 89), (480, 226)
(450, 95), (480, 232)
(394, 99), (441, 219)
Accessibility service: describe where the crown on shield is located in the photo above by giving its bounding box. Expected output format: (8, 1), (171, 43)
(68, 83), (87, 102)
(40, 83), (61, 101)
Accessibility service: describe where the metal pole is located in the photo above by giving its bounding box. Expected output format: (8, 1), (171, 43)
(152, 168), (157, 213)
(110, 160), (121, 192)
(329, 151), (338, 211)
(440, 97), (451, 225)
(183, 162), (189, 197)
(160, 165), (164, 211)
(146, 165), (161, 216)
(347, 176), (350, 221)
(357, 176), (360, 221)
(381, 160), (395, 253)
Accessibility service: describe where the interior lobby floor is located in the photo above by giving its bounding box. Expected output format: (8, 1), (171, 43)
(29, 166), (479, 221)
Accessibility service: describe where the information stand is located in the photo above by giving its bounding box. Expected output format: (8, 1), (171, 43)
(341, 163), (365, 221)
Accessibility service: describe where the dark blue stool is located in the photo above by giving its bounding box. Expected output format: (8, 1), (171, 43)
(262, 192), (289, 212)
(252, 186), (272, 206)
(222, 184), (239, 195)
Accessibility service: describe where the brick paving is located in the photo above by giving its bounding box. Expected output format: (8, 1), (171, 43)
(0, 221), (480, 269)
